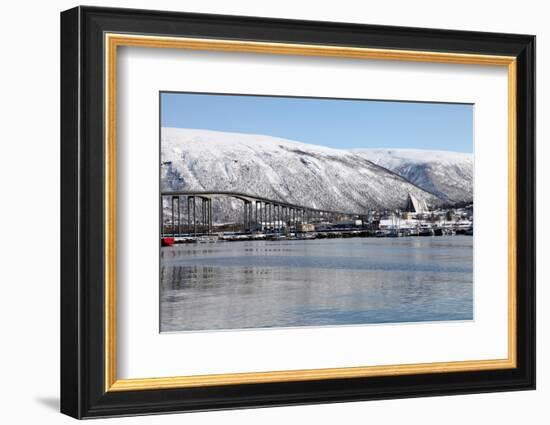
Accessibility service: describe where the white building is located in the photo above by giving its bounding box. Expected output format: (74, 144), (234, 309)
(405, 193), (429, 213)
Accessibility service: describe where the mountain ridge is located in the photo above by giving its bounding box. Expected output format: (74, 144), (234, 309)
(353, 148), (473, 204)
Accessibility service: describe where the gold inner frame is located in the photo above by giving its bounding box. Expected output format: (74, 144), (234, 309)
(104, 33), (517, 392)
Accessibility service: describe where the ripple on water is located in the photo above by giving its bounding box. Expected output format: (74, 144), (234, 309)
(160, 236), (473, 332)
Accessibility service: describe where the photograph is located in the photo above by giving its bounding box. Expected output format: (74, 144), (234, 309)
(57, 4), (536, 419)
(159, 92), (474, 332)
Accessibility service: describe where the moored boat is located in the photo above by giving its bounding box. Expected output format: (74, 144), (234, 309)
(161, 237), (175, 246)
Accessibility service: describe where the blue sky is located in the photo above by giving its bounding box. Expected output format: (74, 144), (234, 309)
(161, 92), (473, 153)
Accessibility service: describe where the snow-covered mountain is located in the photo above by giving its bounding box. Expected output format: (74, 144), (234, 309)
(161, 128), (442, 221)
(353, 149), (473, 204)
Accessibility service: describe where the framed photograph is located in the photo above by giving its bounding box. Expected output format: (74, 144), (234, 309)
(60, 6), (535, 419)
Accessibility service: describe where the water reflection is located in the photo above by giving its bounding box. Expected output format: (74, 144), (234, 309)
(160, 236), (473, 332)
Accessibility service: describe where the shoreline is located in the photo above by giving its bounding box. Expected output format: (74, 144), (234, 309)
(161, 227), (473, 245)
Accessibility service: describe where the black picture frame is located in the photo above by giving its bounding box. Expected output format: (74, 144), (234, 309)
(61, 5), (535, 419)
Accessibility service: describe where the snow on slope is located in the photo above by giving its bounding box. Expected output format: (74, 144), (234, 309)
(353, 148), (473, 204)
(161, 128), (442, 221)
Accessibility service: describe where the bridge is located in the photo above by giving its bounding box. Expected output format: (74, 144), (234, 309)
(160, 190), (369, 236)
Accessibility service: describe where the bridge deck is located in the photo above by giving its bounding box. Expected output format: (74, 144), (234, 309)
(161, 190), (369, 217)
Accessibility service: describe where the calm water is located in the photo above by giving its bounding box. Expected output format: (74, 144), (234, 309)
(160, 236), (473, 332)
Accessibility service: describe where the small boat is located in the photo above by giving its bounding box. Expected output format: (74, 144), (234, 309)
(161, 237), (175, 247)
(296, 232), (316, 240)
(196, 235), (219, 243)
(418, 228), (434, 237)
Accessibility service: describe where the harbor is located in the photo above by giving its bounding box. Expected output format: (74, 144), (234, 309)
(160, 191), (473, 246)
